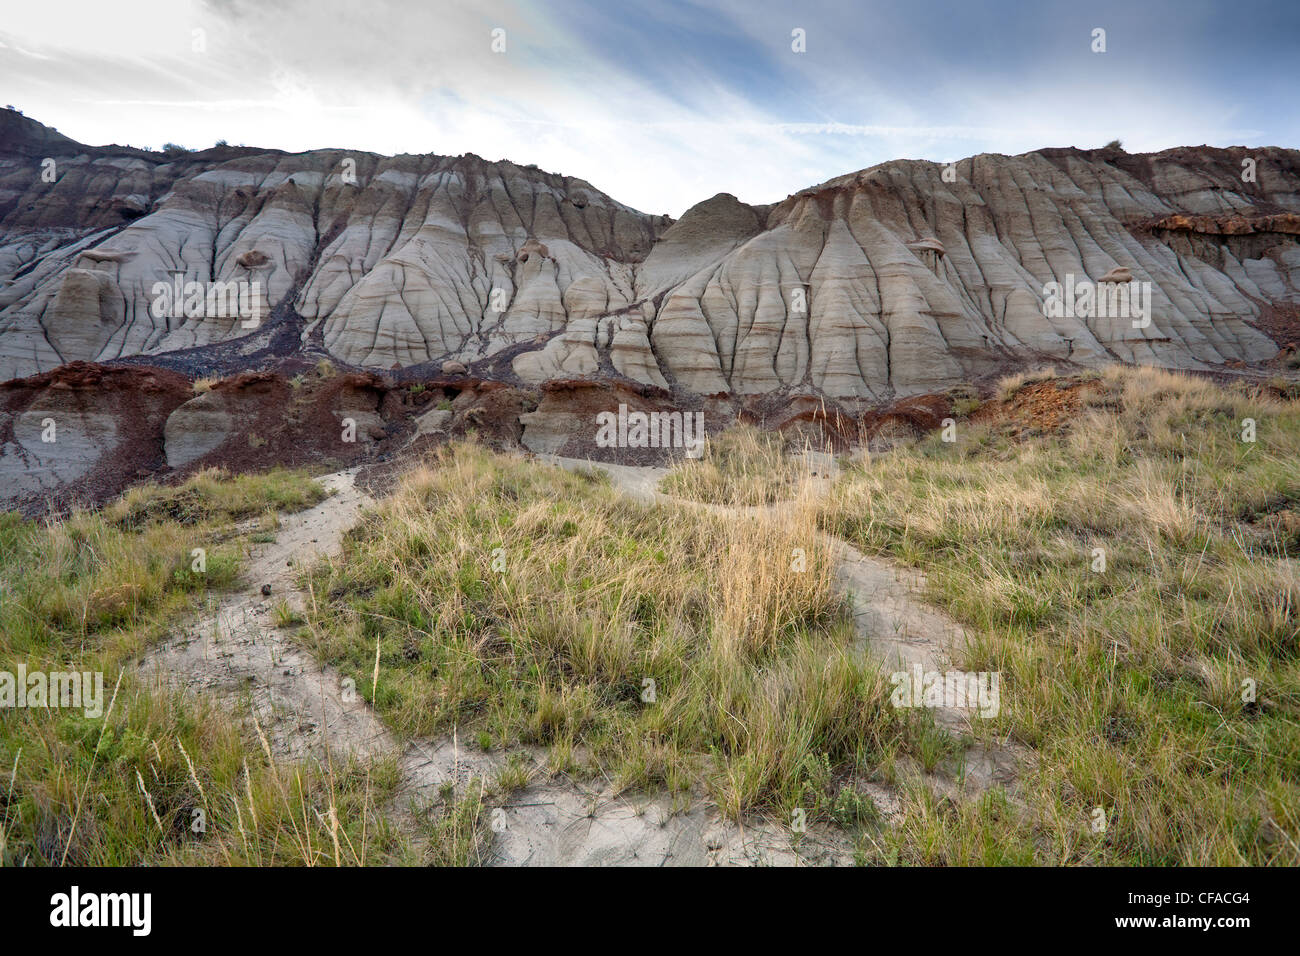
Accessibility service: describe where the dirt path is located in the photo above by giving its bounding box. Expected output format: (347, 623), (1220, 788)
(548, 454), (1022, 795)
(139, 468), (392, 761)
(399, 736), (853, 865)
(139, 463), (855, 865)
(141, 452), (1021, 865)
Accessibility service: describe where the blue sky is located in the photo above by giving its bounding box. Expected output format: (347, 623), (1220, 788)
(2, 0), (1297, 215)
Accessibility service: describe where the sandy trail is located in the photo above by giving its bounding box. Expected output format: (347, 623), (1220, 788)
(399, 736), (852, 865)
(139, 468), (392, 761)
(138, 463), (855, 865)
(548, 454), (1022, 794)
(141, 451), (1021, 864)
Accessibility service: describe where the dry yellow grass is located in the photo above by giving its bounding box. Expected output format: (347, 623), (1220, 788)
(661, 424), (816, 505)
(994, 365), (1060, 401)
(822, 365), (1300, 865)
(303, 442), (905, 819)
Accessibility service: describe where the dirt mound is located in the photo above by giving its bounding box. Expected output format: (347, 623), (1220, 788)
(855, 392), (954, 447)
(0, 362), (190, 514)
(519, 379), (702, 464)
(973, 378), (1102, 435)
(0, 357), (550, 516)
(731, 392), (861, 451)
(166, 368), (552, 493)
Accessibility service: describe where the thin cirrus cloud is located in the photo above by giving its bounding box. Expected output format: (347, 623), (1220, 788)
(1, 0), (1296, 216)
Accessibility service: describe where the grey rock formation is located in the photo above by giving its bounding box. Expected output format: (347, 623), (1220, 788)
(2, 108), (1295, 399)
(163, 390), (235, 468)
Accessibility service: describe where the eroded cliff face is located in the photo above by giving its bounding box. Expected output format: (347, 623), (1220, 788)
(644, 146), (1299, 399)
(1, 108), (1295, 398)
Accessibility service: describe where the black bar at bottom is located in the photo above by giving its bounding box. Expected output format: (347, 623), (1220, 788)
(0, 865), (1290, 943)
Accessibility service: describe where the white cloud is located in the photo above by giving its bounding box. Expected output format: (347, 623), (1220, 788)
(0, 0), (1291, 216)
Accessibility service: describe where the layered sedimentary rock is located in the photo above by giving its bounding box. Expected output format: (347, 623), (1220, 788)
(0, 357), (532, 514)
(0, 362), (191, 511)
(2, 108), (1296, 398)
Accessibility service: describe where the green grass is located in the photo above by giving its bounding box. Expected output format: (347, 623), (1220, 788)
(302, 443), (915, 824)
(822, 365), (1300, 865)
(12, 365), (1291, 867)
(0, 468), (410, 866)
(111, 466), (327, 531)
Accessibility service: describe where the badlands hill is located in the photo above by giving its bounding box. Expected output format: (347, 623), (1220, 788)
(1, 108), (1298, 513)
(2, 107), (1298, 397)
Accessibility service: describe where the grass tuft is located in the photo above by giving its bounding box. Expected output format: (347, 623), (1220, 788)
(822, 365), (1300, 865)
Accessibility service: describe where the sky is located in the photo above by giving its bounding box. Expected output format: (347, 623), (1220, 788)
(2, 0), (1298, 217)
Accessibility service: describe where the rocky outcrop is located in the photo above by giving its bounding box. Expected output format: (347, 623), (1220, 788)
(646, 151), (1297, 398)
(518, 380), (692, 462)
(2, 108), (1296, 400)
(0, 356), (532, 515)
(0, 362), (191, 512)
